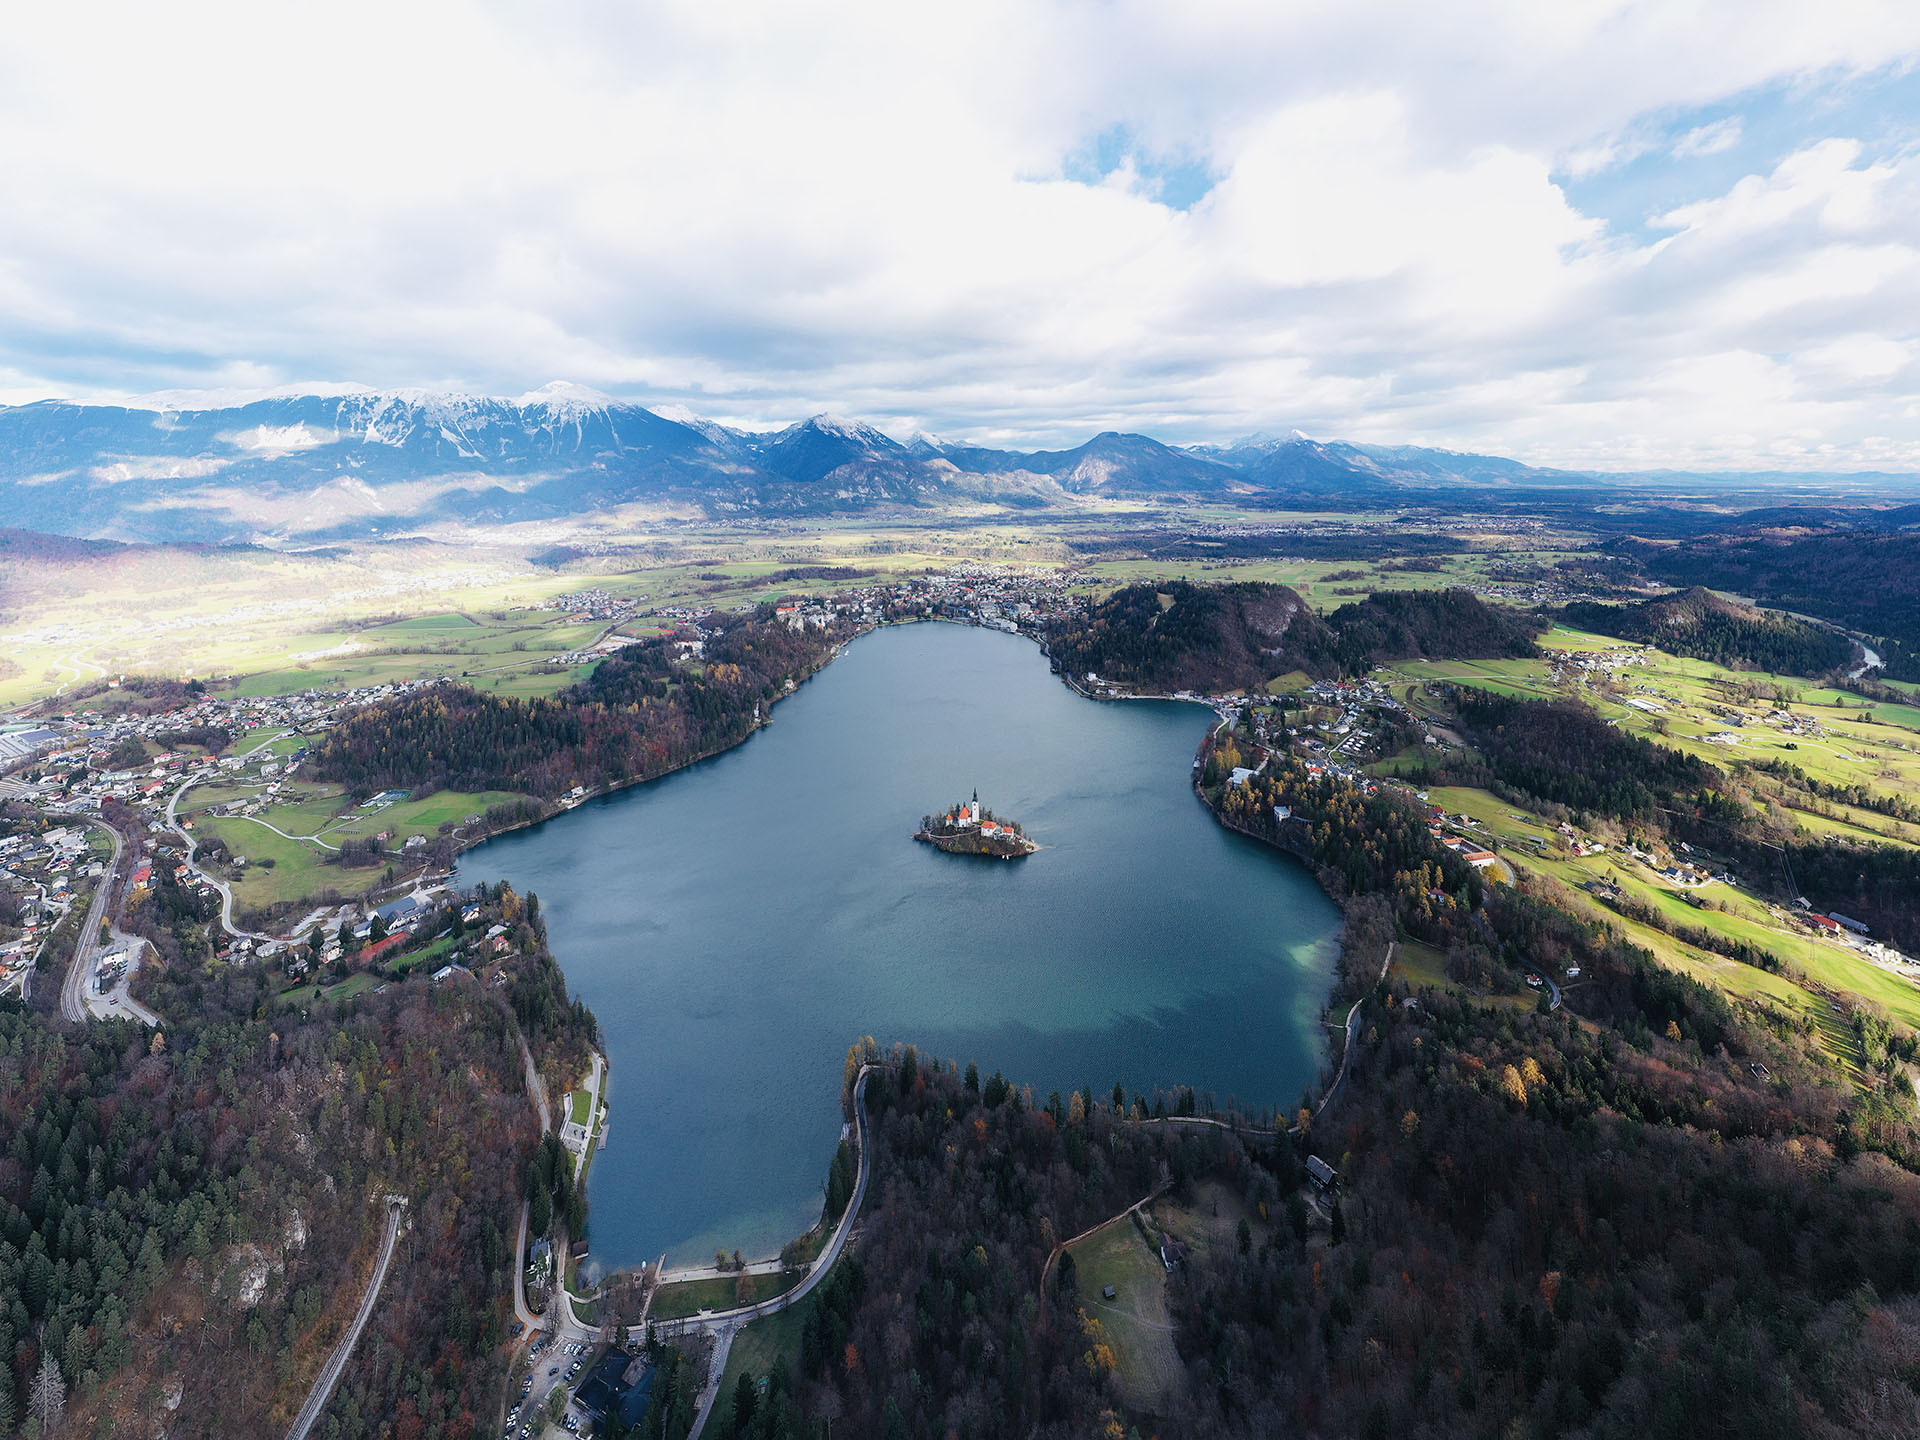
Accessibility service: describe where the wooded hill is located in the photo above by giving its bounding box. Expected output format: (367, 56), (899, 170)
(1557, 587), (1854, 677)
(311, 607), (852, 799)
(0, 883), (594, 1438)
(1046, 583), (1542, 693)
(1418, 688), (1920, 955)
(1627, 531), (1920, 679)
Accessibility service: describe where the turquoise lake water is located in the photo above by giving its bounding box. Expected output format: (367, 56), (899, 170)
(458, 621), (1340, 1270)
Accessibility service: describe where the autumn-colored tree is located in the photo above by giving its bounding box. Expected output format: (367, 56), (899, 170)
(1500, 1063), (1528, 1106)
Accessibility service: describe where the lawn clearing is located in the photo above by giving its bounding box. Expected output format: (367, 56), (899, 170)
(1393, 939), (1452, 991)
(1066, 1215), (1182, 1414)
(650, 1270), (797, 1321)
(717, 1293), (815, 1400)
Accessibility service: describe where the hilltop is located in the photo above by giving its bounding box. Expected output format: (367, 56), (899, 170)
(1558, 587), (1855, 676)
(1625, 530), (1920, 680)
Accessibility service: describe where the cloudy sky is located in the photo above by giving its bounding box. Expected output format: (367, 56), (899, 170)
(3, 2), (1919, 467)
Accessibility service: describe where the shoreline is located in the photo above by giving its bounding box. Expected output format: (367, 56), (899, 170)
(418, 626), (877, 878)
(482, 619), (1352, 1298)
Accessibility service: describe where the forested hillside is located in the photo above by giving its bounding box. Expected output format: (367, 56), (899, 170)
(1558, 587), (1854, 676)
(1046, 583), (1539, 693)
(1629, 532), (1920, 679)
(1451, 689), (1718, 821)
(1424, 688), (1920, 953)
(1323, 587), (1544, 667)
(694, 1047), (1196, 1440)
(1157, 971), (1920, 1438)
(1047, 581), (1342, 692)
(0, 883), (593, 1438)
(312, 607), (851, 798)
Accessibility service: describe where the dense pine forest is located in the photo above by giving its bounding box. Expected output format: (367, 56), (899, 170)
(1046, 582), (1541, 693)
(1321, 587), (1545, 668)
(1558, 588), (1854, 677)
(311, 608), (853, 798)
(1047, 580), (1343, 691)
(698, 1047), (1199, 1440)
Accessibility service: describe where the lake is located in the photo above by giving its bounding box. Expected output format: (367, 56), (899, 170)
(458, 621), (1341, 1270)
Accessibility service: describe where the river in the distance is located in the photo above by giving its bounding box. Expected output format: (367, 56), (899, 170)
(459, 621), (1340, 1270)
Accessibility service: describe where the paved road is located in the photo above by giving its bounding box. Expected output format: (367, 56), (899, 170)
(285, 1197), (406, 1440)
(497, 983), (556, 1339)
(512, 1201), (541, 1336)
(162, 729), (297, 942)
(224, 813), (340, 851)
(1520, 958), (1564, 1010)
(1314, 942), (1395, 1121)
(492, 987), (601, 1436)
(164, 772), (272, 942)
(514, 1020), (553, 1132)
(59, 818), (124, 1023)
(89, 959), (161, 1027)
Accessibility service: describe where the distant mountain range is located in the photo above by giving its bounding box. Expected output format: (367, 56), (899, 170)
(0, 383), (1915, 544)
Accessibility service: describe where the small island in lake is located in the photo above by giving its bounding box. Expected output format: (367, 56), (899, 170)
(916, 791), (1038, 858)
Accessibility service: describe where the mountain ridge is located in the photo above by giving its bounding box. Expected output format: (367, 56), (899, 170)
(3, 385), (1918, 543)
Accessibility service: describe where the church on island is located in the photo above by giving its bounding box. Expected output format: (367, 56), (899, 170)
(917, 791), (1038, 859)
(938, 797), (1012, 840)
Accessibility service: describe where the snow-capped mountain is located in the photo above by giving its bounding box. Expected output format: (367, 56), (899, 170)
(751, 414), (920, 493)
(0, 383), (1624, 543)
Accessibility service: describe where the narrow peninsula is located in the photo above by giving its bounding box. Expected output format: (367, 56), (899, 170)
(916, 792), (1037, 858)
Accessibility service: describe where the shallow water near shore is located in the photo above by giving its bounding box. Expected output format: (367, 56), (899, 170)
(459, 621), (1340, 1269)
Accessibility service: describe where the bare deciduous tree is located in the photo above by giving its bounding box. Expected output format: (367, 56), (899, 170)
(29, 1354), (65, 1435)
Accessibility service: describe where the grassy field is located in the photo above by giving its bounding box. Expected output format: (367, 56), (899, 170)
(277, 971), (383, 1007)
(196, 815), (376, 909)
(1, 516), (1031, 710)
(229, 612), (610, 699)
(187, 782), (523, 910)
(650, 1270), (797, 1321)
(1392, 938), (1452, 991)
(1404, 779), (1911, 1067)
(1066, 1215), (1181, 1413)
(389, 934), (457, 977)
(1399, 627), (1920, 850)
(2, 506), (1598, 712)
(1075, 543), (1588, 612)
(716, 1292), (815, 1402)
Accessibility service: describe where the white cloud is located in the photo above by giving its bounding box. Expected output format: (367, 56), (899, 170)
(1672, 116), (1744, 158)
(0, 2), (1918, 469)
(1559, 134), (1655, 180)
(87, 458), (228, 487)
(89, 456), (232, 483)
